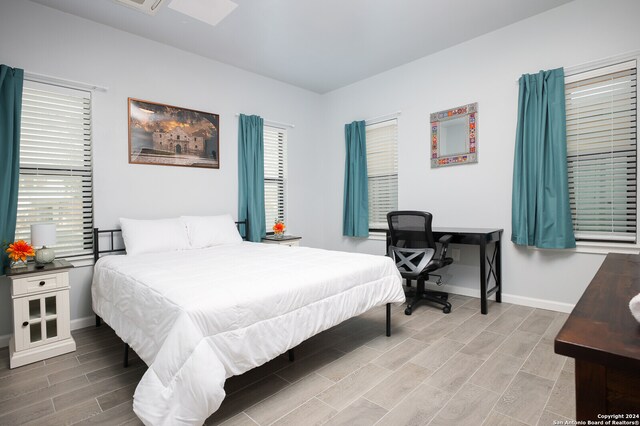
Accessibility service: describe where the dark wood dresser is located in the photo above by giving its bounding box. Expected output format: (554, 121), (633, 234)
(555, 253), (640, 420)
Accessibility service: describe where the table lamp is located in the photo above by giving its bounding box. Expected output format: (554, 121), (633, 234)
(31, 223), (57, 265)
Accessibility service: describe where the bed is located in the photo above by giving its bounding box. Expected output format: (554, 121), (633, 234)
(91, 216), (405, 425)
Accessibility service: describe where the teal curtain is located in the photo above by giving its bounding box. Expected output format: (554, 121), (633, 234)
(512, 68), (575, 249)
(343, 120), (369, 237)
(0, 65), (24, 268)
(238, 114), (266, 242)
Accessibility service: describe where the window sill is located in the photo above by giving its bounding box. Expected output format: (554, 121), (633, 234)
(528, 241), (640, 255)
(368, 231), (387, 242)
(573, 241), (640, 255)
(62, 256), (95, 268)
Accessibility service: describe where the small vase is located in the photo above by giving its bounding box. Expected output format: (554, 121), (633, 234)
(274, 232), (284, 239)
(9, 259), (28, 269)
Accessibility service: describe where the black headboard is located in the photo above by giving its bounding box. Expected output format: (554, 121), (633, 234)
(93, 228), (125, 261)
(93, 220), (249, 262)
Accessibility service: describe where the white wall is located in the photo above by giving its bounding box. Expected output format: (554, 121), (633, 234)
(318, 0), (640, 310)
(0, 0), (324, 338)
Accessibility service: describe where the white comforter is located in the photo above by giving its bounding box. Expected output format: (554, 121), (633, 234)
(92, 242), (404, 425)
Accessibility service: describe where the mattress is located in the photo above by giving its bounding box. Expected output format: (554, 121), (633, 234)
(92, 242), (405, 425)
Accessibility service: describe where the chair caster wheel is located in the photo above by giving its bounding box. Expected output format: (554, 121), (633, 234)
(442, 306), (451, 314)
(405, 307), (413, 315)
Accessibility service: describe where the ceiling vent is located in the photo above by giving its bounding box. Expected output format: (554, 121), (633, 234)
(113, 0), (168, 16)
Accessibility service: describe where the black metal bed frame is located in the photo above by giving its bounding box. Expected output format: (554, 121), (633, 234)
(92, 219), (392, 368)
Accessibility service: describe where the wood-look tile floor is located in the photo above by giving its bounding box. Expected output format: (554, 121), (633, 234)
(0, 295), (576, 425)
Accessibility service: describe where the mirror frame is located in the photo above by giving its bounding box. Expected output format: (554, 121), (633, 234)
(430, 102), (478, 168)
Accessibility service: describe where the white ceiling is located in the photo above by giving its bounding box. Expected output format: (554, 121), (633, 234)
(29, 0), (573, 93)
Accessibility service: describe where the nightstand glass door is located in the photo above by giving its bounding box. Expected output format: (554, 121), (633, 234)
(20, 292), (63, 349)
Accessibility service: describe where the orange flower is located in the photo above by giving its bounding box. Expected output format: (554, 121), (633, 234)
(272, 221), (285, 234)
(6, 240), (35, 262)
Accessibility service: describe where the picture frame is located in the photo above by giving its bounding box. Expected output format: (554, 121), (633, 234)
(128, 98), (220, 169)
(430, 102), (478, 168)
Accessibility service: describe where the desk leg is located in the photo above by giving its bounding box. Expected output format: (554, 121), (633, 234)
(480, 241), (487, 314)
(496, 238), (502, 303)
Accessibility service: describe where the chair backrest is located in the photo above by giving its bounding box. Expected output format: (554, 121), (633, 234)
(387, 211), (436, 250)
(387, 211), (437, 278)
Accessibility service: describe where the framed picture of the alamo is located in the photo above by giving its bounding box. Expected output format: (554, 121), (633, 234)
(128, 98), (220, 169)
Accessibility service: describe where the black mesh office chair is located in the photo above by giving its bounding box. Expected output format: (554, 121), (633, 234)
(387, 211), (453, 315)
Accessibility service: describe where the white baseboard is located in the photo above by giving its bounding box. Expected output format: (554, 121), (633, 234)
(70, 315), (97, 331)
(423, 282), (575, 313)
(500, 294), (575, 313)
(0, 314), (96, 349)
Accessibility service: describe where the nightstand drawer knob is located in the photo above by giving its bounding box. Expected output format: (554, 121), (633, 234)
(39, 281), (45, 286)
(22, 321), (28, 327)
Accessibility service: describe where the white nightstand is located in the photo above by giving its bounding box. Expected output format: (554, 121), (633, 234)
(5, 259), (76, 368)
(261, 235), (302, 247)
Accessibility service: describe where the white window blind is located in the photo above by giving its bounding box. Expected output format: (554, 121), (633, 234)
(565, 60), (637, 243)
(264, 125), (287, 230)
(366, 119), (398, 229)
(16, 81), (94, 259)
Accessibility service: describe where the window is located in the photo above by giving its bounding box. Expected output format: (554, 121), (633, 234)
(264, 125), (287, 230)
(565, 60), (637, 243)
(366, 119), (398, 230)
(15, 81), (94, 259)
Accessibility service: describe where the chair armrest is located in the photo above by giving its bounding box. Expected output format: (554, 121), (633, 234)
(438, 234), (453, 260)
(439, 235), (453, 245)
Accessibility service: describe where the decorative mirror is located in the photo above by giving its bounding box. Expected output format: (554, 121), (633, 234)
(430, 102), (478, 168)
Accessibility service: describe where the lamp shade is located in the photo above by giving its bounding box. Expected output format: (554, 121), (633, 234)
(31, 223), (56, 247)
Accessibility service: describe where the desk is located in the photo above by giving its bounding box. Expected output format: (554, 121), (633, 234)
(375, 227), (503, 314)
(555, 253), (640, 419)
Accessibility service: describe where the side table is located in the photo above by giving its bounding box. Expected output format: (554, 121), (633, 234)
(5, 259), (76, 368)
(261, 235), (302, 247)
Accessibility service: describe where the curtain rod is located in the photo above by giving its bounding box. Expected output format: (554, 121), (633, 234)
(365, 111), (401, 125)
(235, 113), (295, 129)
(24, 71), (108, 92)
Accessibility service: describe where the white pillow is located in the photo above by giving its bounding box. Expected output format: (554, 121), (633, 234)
(181, 214), (243, 248)
(119, 217), (190, 255)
